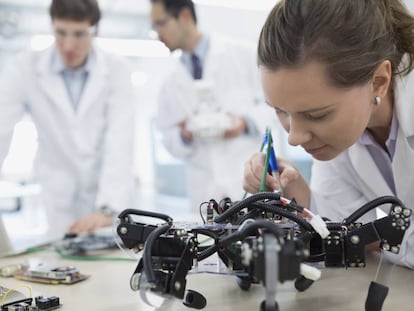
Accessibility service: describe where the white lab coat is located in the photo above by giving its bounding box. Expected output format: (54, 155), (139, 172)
(0, 45), (135, 230)
(156, 35), (273, 208)
(311, 69), (414, 268)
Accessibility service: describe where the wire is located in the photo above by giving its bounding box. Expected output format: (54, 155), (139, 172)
(117, 209), (173, 224)
(0, 285), (32, 306)
(219, 219), (284, 247)
(142, 223), (172, 284)
(238, 218), (256, 232)
(217, 198), (226, 214)
(343, 196), (405, 224)
(195, 229), (221, 261)
(199, 202), (208, 224)
(235, 209), (262, 225)
(214, 191), (281, 223)
(248, 201), (313, 231)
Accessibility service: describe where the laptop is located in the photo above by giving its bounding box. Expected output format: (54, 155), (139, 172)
(0, 213), (61, 258)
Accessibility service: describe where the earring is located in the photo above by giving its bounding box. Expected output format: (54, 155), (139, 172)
(375, 96), (382, 106)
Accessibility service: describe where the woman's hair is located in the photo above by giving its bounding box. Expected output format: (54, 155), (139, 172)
(258, 0), (414, 87)
(49, 0), (101, 26)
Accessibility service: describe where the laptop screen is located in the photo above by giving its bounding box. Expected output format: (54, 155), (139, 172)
(0, 213), (61, 258)
(0, 214), (15, 257)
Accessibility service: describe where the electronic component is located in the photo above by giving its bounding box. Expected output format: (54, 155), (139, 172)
(54, 232), (118, 256)
(2, 300), (32, 311)
(186, 80), (232, 139)
(186, 112), (232, 138)
(27, 264), (78, 281)
(116, 193), (411, 311)
(0, 285), (31, 311)
(33, 296), (61, 310)
(13, 263), (88, 285)
(1, 296), (61, 311)
(0, 264), (28, 278)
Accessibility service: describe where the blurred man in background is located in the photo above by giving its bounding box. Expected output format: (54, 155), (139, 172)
(0, 0), (135, 234)
(151, 0), (273, 209)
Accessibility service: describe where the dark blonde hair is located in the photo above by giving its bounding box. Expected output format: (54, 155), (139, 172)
(258, 0), (414, 87)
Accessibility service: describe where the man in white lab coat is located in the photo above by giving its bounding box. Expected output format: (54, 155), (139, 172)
(151, 0), (272, 209)
(0, 0), (135, 234)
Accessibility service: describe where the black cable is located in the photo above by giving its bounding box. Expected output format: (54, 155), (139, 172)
(219, 219), (284, 247)
(142, 223), (172, 284)
(247, 202), (313, 231)
(199, 220), (286, 261)
(214, 192), (282, 223)
(235, 209), (262, 225)
(118, 209), (173, 224)
(195, 229), (221, 261)
(198, 244), (220, 261)
(343, 196), (405, 225)
(194, 228), (221, 239)
(199, 202), (208, 224)
(218, 197), (232, 213)
(210, 199), (220, 214)
(197, 220), (287, 261)
(295, 231), (316, 244)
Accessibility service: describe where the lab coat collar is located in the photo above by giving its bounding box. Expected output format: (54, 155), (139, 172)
(348, 142), (393, 198)
(349, 68), (414, 199)
(35, 44), (100, 75)
(36, 46), (74, 117)
(180, 34), (209, 69)
(35, 45), (109, 117)
(76, 46), (109, 117)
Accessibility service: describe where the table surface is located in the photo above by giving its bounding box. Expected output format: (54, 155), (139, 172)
(1, 249), (413, 311)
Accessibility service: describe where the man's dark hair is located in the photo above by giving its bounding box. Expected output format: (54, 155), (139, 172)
(49, 0), (101, 26)
(151, 0), (197, 24)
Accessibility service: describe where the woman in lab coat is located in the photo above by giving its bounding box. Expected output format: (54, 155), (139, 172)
(243, 0), (414, 268)
(152, 0), (273, 209)
(0, 0), (135, 234)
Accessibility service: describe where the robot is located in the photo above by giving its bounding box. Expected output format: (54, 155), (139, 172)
(116, 192), (411, 311)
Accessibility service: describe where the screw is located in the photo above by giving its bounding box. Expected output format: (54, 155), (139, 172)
(391, 246), (399, 253)
(350, 235), (360, 245)
(120, 226), (128, 234)
(397, 219), (405, 227)
(403, 209), (412, 217)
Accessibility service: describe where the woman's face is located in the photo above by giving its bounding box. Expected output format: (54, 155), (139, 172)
(261, 61), (374, 161)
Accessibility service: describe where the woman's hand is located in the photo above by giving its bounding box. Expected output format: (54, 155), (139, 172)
(243, 152), (311, 208)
